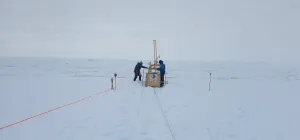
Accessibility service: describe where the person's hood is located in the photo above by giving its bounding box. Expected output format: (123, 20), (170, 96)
(159, 60), (163, 64)
(137, 61), (143, 65)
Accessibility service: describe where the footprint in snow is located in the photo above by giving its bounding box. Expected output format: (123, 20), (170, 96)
(119, 136), (132, 140)
(120, 107), (129, 115)
(140, 132), (148, 136)
(228, 134), (237, 139)
(115, 123), (124, 128)
(101, 132), (114, 137)
(238, 108), (245, 118)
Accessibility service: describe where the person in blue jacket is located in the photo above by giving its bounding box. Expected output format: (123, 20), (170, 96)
(157, 60), (166, 87)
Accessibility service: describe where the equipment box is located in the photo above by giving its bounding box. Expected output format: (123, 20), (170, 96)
(145, 72), (161, 87)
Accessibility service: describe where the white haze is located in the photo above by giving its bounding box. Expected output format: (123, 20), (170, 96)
(0, 0), (300, 63)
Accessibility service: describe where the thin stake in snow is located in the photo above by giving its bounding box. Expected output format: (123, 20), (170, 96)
(209, 73), (212, 91)
(165, 72), (167, 85)
(111, 78), (114, 90)
(142, 69), (145, 86)
(114, 73), (117, 90)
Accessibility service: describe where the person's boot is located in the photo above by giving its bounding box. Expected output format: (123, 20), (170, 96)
(160, 81), (164, 87)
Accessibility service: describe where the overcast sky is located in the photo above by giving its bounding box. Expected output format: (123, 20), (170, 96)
(0, 0), (299, 62)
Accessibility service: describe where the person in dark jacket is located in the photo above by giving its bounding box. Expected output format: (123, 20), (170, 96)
(134, 61), (147, 81)
(157, 60), (166, 87)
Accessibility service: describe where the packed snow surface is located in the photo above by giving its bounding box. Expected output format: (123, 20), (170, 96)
(0, 57), (299, 140)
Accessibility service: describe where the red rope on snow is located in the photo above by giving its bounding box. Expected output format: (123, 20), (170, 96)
(0, 89), (112, 131)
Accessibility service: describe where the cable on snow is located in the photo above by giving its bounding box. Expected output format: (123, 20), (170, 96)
(153, 89), (177, 140)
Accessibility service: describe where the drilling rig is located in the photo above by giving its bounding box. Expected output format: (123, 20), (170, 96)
(145, 40), (161, 87)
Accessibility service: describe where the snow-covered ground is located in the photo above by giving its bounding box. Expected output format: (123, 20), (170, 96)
(0, 57), (299, 140)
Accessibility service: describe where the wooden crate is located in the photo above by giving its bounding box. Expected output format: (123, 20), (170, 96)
(145, 73), (161, 87)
